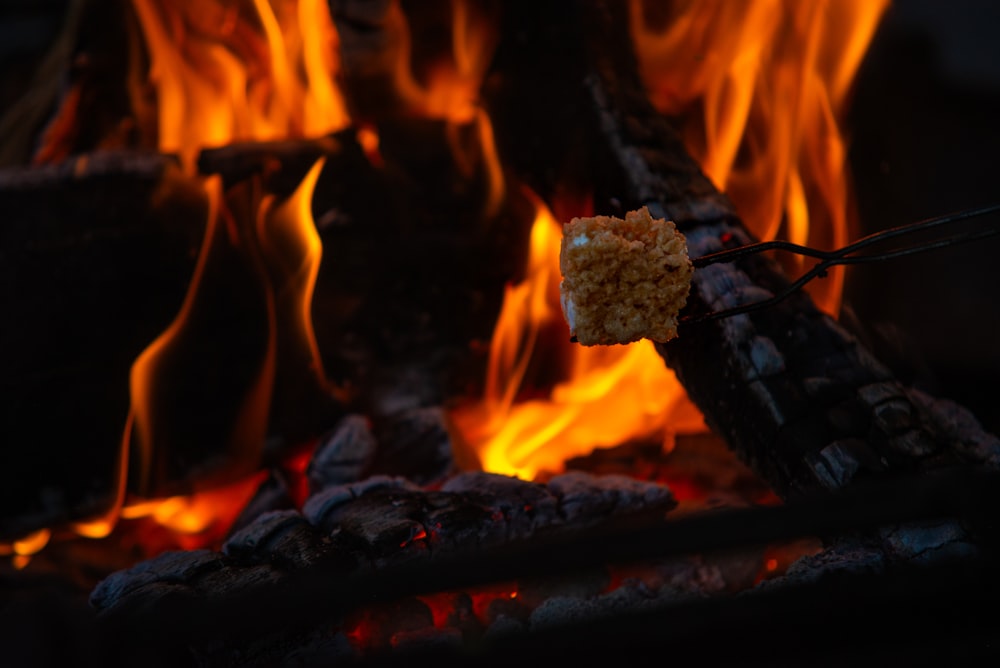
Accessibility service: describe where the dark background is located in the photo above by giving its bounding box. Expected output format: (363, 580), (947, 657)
(2, 0), (999, 431)
(0, 0), (67, 114)
(844, 0), (1000, 433)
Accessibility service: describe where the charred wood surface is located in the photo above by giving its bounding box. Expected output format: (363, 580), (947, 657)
(481, 1), (1000, 570)
(89, 469), (685, 660)
(92, 470), (679, 613)
(486, 1), (1000, 506)
(84, 466), (1000, 664)
(201, 124), (534, 416)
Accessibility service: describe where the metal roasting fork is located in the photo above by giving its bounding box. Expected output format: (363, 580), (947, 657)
(677, 203), (1000, 326)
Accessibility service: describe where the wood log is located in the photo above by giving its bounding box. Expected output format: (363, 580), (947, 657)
(479, 0), (1000, 570)
(199, 124), (534, 417)
(83, 465), (1000, 663)
(8, 528), (1000, 666)
(0, 108), (535, 538)
(484, 0), (1000, 507)
(0, 151), (198, 540)
(88, 469), (687, 658)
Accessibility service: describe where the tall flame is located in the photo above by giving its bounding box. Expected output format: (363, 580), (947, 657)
(450, 192), (704, 480)
(108, 158), (330, 541)
(629, 0), (889, 313)
(454, 1), (888, 478)
(65, 1), (348, 547)
(7, 0), (890, 563)
(350, 0), (505, 217)
(130, 0), (349, 171)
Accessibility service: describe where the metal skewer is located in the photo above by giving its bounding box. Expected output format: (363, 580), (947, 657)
(679, 203), (1000, 326)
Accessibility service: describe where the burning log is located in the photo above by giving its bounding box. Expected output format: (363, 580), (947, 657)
(486, 2), (1000, 500)
(0, 151), (200, 539)
(83, 465), (1000, 663)
(0, 0), (142, 167)
(0, 110), (531, 544)
(88, 468), (686, 660)
(479, 0), (1000, 573)
(7, 1), (1000, 663)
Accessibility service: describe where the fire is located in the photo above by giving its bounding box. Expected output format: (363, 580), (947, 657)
(451, 1), (888, 478)
(129, 0), (349, 172)
(449, 192), (705, 479)
(341, 0), (504, 218)
(629, 0), (889, 313)
(6, 0), (890, 567)
(48, 1), (348, 556)
(100, 158), (330, 548)
(368, 0), (497, 124)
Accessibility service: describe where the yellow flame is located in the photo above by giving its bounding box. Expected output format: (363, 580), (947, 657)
(257, 157), (329, 392)
(629, 0), (889, 313)
(36, 0), (888, 557)
(373, 0), (505, 217)
(119, 474), (263, 538)
(128, 175), (276, 493)
(456, 1), (887, 478)
(379, 0), (494, 123)
(69, 1), (348, 550)
(450, 193), (704, 479)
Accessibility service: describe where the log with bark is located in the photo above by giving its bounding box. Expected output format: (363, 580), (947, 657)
(6, 1), (1000, 663)
(0, 112), (534, 538)
(483, 0), (1000, 557)
(64, 458), (1000, 664)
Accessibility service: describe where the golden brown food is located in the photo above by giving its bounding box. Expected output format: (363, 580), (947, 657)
(559, 206), (693, 346)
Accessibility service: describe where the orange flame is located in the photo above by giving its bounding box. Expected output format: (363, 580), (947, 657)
(453, 1), (888, 479)
(375, 0), (496, 123)
(0, 529), (52, 570)
(629, 0), (889, 313)
(130, 0), (349, 170)
(106, 159), (329, 547)
(366, 0), (505, 217)
(450, 192), (704, 479)
(51, 0), (350, 556)
(105, 0), (347, 548)
(11, 1), (889, 566)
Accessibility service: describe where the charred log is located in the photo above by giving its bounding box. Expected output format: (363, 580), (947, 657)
(212, 121), (534, 417)
(484, 2), (1000, 532)
(88, 469), (684, 658)
(479, 0), (1000, 577)
(84, 466), (1000, 664)
(0, 106), (535, 537)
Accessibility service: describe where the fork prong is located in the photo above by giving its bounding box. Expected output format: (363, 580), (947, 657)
(680, 203), (1000, 326)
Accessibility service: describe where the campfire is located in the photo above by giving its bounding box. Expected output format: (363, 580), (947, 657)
(2, 0), (999, 664)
